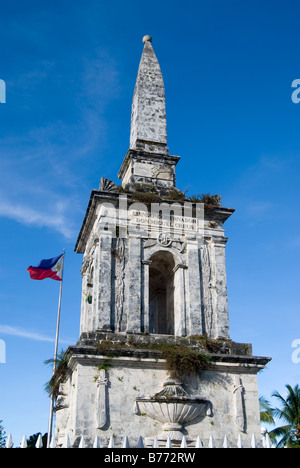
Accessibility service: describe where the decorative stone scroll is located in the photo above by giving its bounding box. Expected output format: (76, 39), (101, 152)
(99, 177), (117, 192)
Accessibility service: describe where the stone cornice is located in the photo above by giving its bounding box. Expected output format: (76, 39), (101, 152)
(117, 149), (181, 180)
(65, 345), (271, 376)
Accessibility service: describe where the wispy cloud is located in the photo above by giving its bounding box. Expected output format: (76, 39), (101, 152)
(0, 48), (121, 240)
(245, 200), (275, 219)
(0, 198), (76, 239)
(238, 154), (292, 191)
(0, 325), (54, 342)
(224, 154), (293, 221)
(0, 325), (71, 345)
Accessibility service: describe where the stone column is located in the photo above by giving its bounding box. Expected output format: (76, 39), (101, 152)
(126, 236), (142, 333)
(80, 255), (94, 334)
(97, 234), (112, 331)
(212, 237), (230, 339)
(200, 239), (217, 339)
(96, 369), (108, 429)
(173, 264), (187, 336)
(142, 259), (151, 334)
(91, 241), (100, 331)
(186, 240), (202, 336)
(79, 270), (88, 335)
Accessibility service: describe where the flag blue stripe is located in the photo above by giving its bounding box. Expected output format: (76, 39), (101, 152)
(32, 254), (63, 270)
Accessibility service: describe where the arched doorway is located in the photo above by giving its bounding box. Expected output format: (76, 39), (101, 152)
(149, 251), (175, 335)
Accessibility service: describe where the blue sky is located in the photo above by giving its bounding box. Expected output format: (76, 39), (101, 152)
(0, 0), (300, 444)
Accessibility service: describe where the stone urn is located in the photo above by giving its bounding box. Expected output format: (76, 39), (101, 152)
(135, 377), (211, 441)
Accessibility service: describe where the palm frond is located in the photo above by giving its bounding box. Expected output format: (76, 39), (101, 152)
(269, 385), (300, 447)
(259, 396), (275, 424)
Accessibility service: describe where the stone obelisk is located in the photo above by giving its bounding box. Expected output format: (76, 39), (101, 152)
(54, 36), (271, 448)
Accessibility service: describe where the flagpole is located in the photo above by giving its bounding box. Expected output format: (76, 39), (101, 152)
(47, 251), (65, 448)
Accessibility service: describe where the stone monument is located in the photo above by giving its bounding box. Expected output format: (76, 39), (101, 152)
(54, 36), (271, 448)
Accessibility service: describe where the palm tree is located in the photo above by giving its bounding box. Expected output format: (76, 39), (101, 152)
(268, 385), (300, 448)
(0, 420), (6, 448)
(260, 396), (275, 425)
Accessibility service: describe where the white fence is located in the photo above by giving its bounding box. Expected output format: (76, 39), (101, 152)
(4, 432), (272, 448)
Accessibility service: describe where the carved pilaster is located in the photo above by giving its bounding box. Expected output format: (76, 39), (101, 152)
(97, 234), (113, 331)
(186, 241), (202, 336)
(212, 237), (230, 339)
(96, 369), (108, 429)
(126, 236), (142, 333)
(173, 263), (187, 336)
(233, 376), (246, 433)
(141, 259), (151, 334)
(200, 240), (216, 338)
(114, 238), (126, 332)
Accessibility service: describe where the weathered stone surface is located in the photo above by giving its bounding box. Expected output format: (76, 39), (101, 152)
(117, 37), (181, 193)
(76, 191), (234, 339)
(126, 236), (142, 333)
(54, 344), (270, 447)
(97, 234), (112, 331)
(186, 241), (202, 336)
(118, 149), (180, 193)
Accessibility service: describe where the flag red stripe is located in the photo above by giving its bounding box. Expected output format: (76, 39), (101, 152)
(27, 267), (62, 281)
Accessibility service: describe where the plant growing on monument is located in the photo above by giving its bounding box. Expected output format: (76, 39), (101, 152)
(187, 193), (220, 205)
(44, 349), (70, 398)
(96, 337), (212, 380)
(162, 345), (212, 380)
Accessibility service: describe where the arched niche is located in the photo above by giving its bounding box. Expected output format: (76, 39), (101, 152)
(149, 250), (175, 335)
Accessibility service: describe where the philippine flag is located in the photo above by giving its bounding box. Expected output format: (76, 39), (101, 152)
(27, 254), (64, 281)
